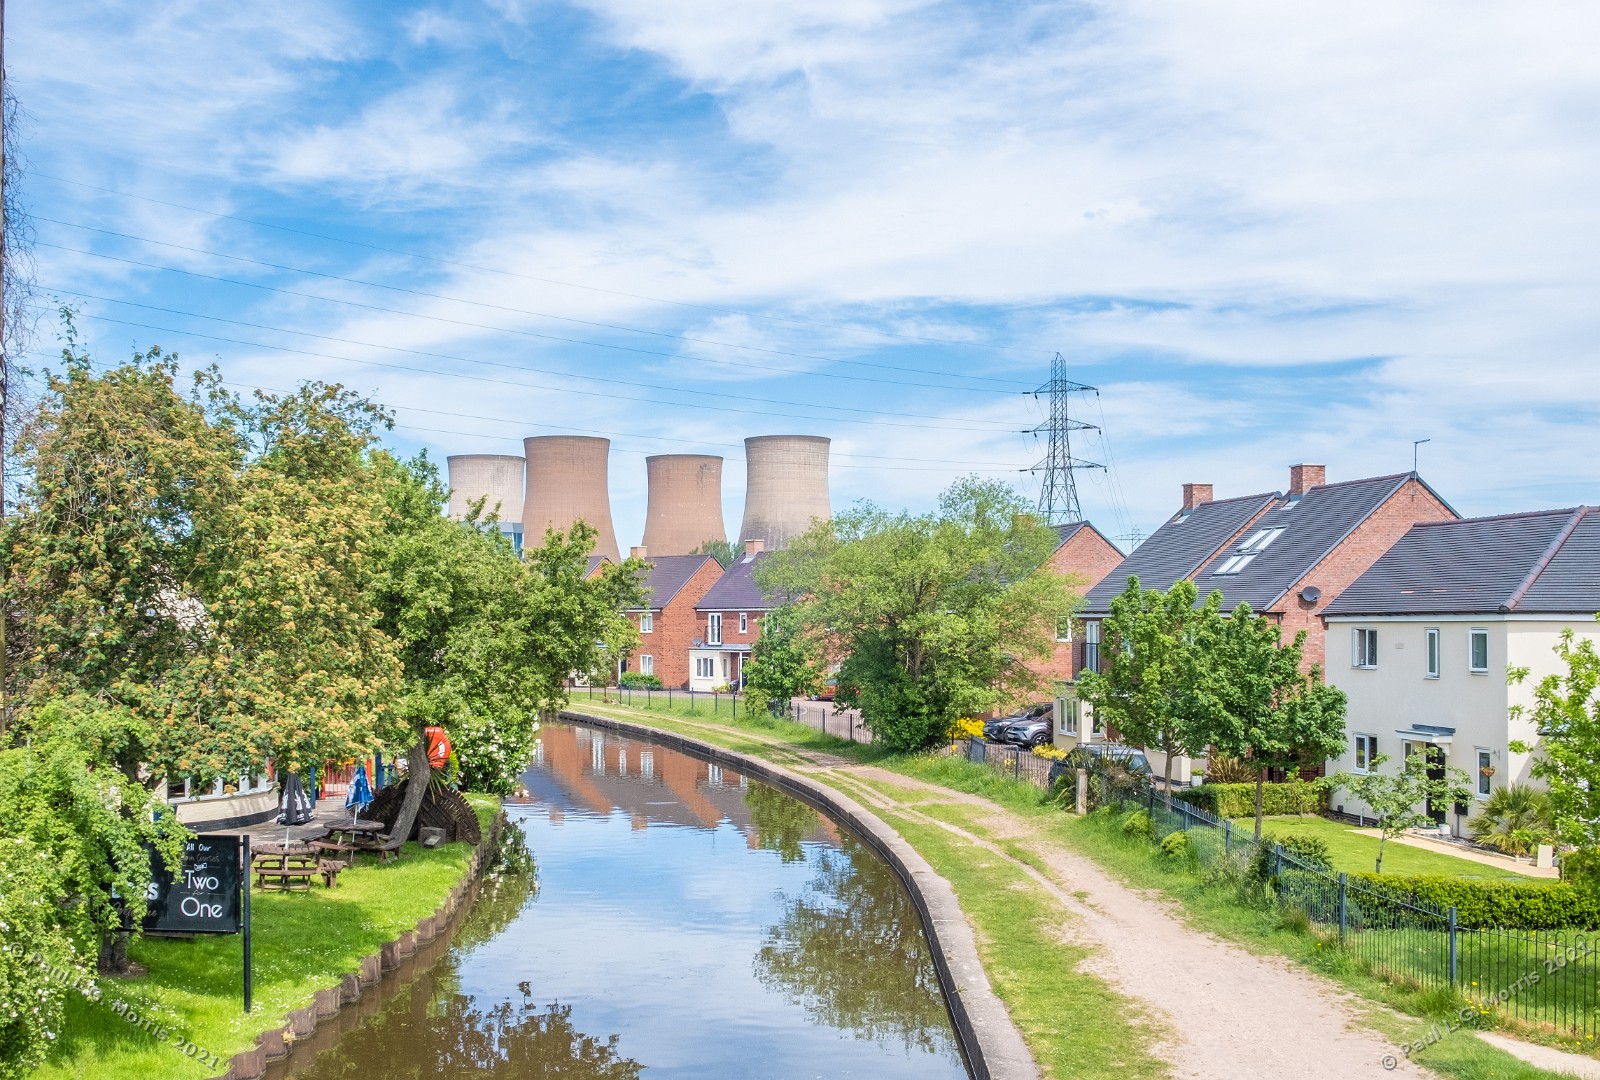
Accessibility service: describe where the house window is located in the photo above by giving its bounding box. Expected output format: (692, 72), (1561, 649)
(640, 654), (654, 676)
(1055, 618), (1073, 643)
(1059, 702), (1078, 736)
(1239, 527), (1286, 553)
(1083, 621), (1101, 673)
(707, 613), (723, 645)
(1469, 628), (1489, 674)
(1353, 628), (1378, 669)
(1477, 748), (1493, 798)
(695, 656), (715, 679)
(739, 612), (748, 634)
(1353, 734), (1378, 773)
(1213, 553), (1258, 575)
(1425, 627), (1440, 679)
(640, 612), (653, 634)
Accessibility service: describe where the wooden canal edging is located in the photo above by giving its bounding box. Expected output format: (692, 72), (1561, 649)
(562, 709), (1041, 1080)
(208, 808), (506, 1080)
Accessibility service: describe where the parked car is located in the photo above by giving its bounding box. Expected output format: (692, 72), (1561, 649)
(1001, 707), (1055, 747)
(982, 702), (1051, 743)
(1047, 743), (1153, 786)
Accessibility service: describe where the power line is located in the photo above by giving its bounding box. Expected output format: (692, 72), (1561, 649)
(1026, 353), (1103, 524)
(36, 170), (1053, 365)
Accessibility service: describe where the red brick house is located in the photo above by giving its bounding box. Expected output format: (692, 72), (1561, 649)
(1030, 521), (1125, 686)
(619, 549), (723, 689)
(691, 540), (774, 690)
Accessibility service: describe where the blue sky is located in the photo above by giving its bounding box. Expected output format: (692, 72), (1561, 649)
(12, 0), (1599, 547)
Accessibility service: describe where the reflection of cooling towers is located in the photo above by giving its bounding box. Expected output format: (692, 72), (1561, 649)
(738, 436), (831, 551)
(642, 455), (726, 556)
(522, 436), (621, 564)
(446, 454), (525, 545)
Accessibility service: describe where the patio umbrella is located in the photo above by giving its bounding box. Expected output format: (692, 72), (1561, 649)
(277, 771), (313, 828)
(345, 764), (374, 824)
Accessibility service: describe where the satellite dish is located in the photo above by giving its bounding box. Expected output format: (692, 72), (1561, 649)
(1299, 586), (1323, 605)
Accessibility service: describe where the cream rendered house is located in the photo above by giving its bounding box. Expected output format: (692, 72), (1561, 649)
(1322, 506), (1600, 834)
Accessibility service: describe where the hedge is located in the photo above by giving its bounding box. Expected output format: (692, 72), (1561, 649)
(1174, 780), (1325, 818)
(619, 672), (664, 689)
(1348, 874), (1600, 931)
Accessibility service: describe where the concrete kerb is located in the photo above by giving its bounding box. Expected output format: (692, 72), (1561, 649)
(561, 709), (1040, 1080)
(214, 808), (505, 1080)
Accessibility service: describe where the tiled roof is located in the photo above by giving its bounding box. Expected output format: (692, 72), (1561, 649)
(1053, 520), (1120, 553)
(585, 555), (610, 578)
(1323, 507), (1600, 616)
(1082, 492), (1277, 613)
(696, 552), (779, 611)
(627, 554), (717, 612)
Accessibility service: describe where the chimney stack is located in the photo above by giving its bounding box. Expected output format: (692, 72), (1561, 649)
(630, 545), (648, 560)
(1289, 464), (1326, 497)
(743, 538), (765, 557)
(1181, 483), (1214, 512)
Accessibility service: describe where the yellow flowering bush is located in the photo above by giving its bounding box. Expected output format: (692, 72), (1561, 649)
(950, 717), (986, 741)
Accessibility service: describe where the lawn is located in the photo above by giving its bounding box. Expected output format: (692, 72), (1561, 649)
(36, 794), (500, 1080)
(1237, 815), (1529, 880)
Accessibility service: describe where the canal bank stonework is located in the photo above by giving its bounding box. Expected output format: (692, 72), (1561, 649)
(561, 710), (1041, 1080)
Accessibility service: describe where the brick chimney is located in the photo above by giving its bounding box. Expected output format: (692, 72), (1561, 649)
(1181, 483), (1214, 512)
(743, 538), (765, 556)
(1288, 465), (1326, 497)
(630, 545), (648, 560)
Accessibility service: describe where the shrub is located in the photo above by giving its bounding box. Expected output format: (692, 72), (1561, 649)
(949, 716), (986, 741)
(1560, 847), (1600, 890)
(1280, 834), (1333, 872)
(619, 672), (663, 690)
(1122, 809), (1154, 839)
(1176, 780), (1326, 819)
(1347, 874), (1600, 930)
(1160, 831), (1192, 858)
(1032, 743), (1067, 761)
(1468, 783), (1555, 857)
(1205, 754), (1257, 785)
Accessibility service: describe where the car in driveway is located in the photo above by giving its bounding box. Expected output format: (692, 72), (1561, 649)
(983, 702), (1052, 743)
(1000, 707), (1055, 747)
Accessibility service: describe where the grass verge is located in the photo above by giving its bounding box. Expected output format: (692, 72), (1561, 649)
(1237, 814), (1529, 880)
(37, 794), (499, 1080)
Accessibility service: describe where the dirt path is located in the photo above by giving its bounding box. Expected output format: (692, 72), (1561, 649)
(575, 707), (1437, 1078)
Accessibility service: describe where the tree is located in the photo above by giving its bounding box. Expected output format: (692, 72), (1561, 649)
(742, 604), (824, 712)
(758, 477), (1079, 753)
(1077, 577), (1222, 801)
(1202, 605), (1348, 840)
(1509, 623), (1600, 850)
(1333, 751), (1473, 873)
(692, 539), (738, 569)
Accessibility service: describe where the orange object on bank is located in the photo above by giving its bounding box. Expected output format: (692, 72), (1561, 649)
(425, 726), (453, 770)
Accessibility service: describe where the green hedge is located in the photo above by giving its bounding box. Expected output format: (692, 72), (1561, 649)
(1349, 874), (1600, 930)
(619, 672), (664, 689)
(1175, 780), (1325, 818)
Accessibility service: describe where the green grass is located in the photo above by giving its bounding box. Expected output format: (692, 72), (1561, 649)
(36, 794), (500, 1080)
(1237, 815), (1529, 879)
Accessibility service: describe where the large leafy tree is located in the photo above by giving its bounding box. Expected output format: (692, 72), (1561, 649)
(742, 604), (824, 711)
(1509, 622), (1600, 850)
(1077, 577), (1223, 801)
(758, 477), (1079, 753)
(1202, 606), (1348, 840)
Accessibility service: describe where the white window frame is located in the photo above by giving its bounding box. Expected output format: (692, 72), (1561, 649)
(639, 654), (654, 676)
(1239, 527), (1286, 553)
(1059, 703), (1078, 736)
(694, 656), (715, 679)
(1425, 627), (1440, 679)
(738, 612), (748, 634)
(707, 613), (723, 646)
(1476, 748), (1493, 798)
(1083, 621), (1101, 673)
(639, 612), (653, 634)
(1469, 628), (1489, 674)
(1353, 734), (1378, 773)
(1353, 628), (1379, 669)
(1214, 553), (1258, 576)
(1056, 617), (1073, 643)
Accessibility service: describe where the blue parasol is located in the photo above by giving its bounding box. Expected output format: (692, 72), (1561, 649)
(345, 764), (374, 823)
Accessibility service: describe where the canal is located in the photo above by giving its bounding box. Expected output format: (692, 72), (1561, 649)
(267, 721), (968, 1078)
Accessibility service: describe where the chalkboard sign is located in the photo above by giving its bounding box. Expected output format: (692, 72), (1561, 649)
(142, 834), (242, 934)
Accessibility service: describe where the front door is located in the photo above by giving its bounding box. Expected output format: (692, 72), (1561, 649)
(1424, 746), (1447, 823)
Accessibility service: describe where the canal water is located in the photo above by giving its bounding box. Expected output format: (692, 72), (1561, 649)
(268, 722), (968, 1079)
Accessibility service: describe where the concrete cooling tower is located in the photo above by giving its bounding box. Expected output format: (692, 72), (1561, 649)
(642, 455), (726, 556)
(522, 436), (621, 564)
(738, 435), (831, 551)
(446, 454), (525, 529)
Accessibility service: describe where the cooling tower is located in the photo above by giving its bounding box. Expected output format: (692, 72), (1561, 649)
(446, 455), (525, 527)
(522, 436), (621, 564)
(738, 435), (831, 551)
(642, 455), (727, 556)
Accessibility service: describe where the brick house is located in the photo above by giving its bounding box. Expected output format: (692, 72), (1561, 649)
(1068, 465), (1457, 772)
(1322, 506), (1600, 835)
(1030, 521), (1126, 686)
(691, 540), (774, 691)
(619, 549), (723, 689)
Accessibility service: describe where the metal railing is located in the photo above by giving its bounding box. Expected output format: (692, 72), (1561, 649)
(572, 682), (747, 718)
(960, 736), (1055, 786)
(787, 701), (872, 743)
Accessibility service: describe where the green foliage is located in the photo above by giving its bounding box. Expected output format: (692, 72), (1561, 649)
(1509, 622), (1600, 849)
(1251, 833), (1334, 880)
(0, 836), (81, 1078)
(1559, 847), (1600, 891)
(1077, 577), (1222, 792)
(691, 539), (738, 568)
(1203, 754), (1256, 785)
(1122, 809), (1154, 839)
(1279, 834), (1333, 872)
(1333, 751), (1475, 874)
(1175, 781), (1327, 818)
(618, 672), (663, 690)
(1159, 830), (1192, 858)
(1347, 874), (1600, 930)
(1468, 783), (1555, 857)
(756, 477), (1079, 753)
(742, 604), (823, 703)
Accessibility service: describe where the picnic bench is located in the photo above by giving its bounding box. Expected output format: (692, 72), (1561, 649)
(369, 834), (406, 863)
(253, 847), (320, 892)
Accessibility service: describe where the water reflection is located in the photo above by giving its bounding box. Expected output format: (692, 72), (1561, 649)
(273, 724), (965, 1079)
